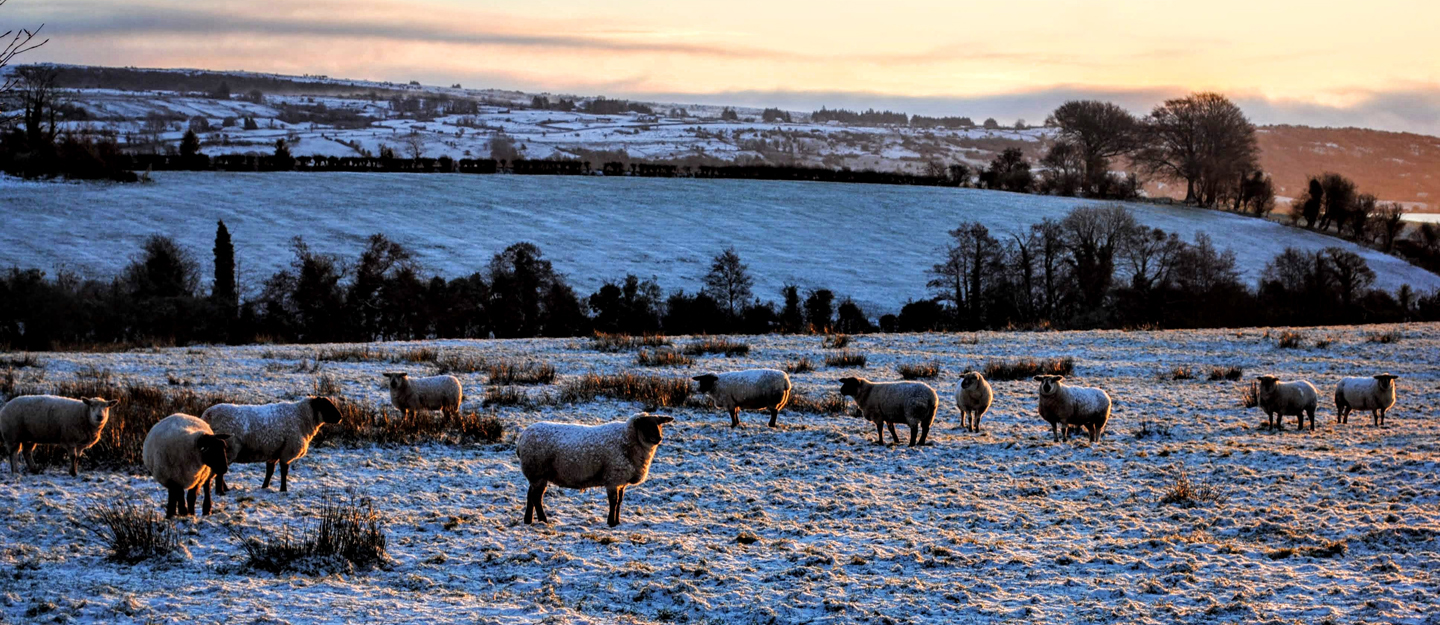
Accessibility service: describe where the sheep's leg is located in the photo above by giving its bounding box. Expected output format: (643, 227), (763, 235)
(534, 482), (549, 523)
(69, 447), (80, 477)
(974, 411), (983, 433)
(729, 407), (741, 428)
(185, 487), (198, 516)
(887, 422), (901, 445)
(918, 421), (930, 446)
(202, 477), (213, 516)
(279, 462), (290, 492)
(524, 481), (545, 524)
(610, 483), (627, 527)
(615, 486), (627, 526)
(261, 461), (276, 489)
(1307, 409), (1315, 432)
(166, 487), (181, 518)
(768, 408), (779, 428)
(1379, 408), (1386, 427)
(23, 443), (42, 474)
(215, 474), (228, 496)
(874, 420), (885, 445)
(1051, 421), (1059, 442)
(3, 440), (18, 474)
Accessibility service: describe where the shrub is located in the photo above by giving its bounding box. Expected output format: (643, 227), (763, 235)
(486, 359), (556, 385)
(1207, 366), (1244, 382)
(682, 338), (750, 357)
(1366, 330), (1401, 344)
(1158, 468), (1223, 507)
(1275, 331), (1304, 349)
(897, 362), (940, 380)
(822, 334), (851, 349)
(636, 350), (694, 367)
(590, 333), (670, 352)
(983, 357), (1074, 381)
(235, 494), (388, 574)
(824, 351), (867, 368)
(82, 500), (181, 563)
(560, 373), (690, 409)
(784, 357), (815, 374)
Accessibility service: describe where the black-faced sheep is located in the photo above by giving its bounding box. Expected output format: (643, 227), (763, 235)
(0, 395), (118, 476)
(382, 372), (462, 418)
(1255, 375), (1318, 432)
(142, 413), (231, 518)
(201, 396), (342, 493)
(692, 369), (791, 428)
(1335, 374), (1399, 426)
(838, 377), (938, 447)
(1033, 375), (1110, 442)
(516, 414), (675, 527)
(955, 371), (993, 432)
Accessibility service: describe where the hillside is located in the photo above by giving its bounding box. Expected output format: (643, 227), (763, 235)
(2, 173), (1435, 316)
(1258, 125), (1440, 210)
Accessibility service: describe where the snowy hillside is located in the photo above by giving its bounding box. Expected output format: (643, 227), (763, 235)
(1, 324), (1438, 622)
(2, 173), (1436, 314)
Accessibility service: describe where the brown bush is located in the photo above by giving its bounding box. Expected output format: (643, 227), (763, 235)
(560, 373), (691, 409)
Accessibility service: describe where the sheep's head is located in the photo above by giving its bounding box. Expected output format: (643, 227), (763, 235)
(309, 396), (343, 425)
(80, 398), (119, 427)
(382, 372), (409, 391)
(1373, 373), (1399, 389)
(960, 371), (984, 389)
(1255, 375), (1280, 390)
(838, 376), (865, 397)
(197, 434), (232, 476)
(1033, 375), (1064, 396)
(634, 414), (675, 446)
(692, 374), (719, 394)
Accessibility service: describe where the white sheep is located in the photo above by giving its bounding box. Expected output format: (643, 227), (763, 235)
(1033, 375), (1110, 442)
(142, 413), (232, 518)
(0, 395), (118, 476)
(516, 413), (675, 527)
(382, 372), (462, 418)
(955, 371), (993, 432)
(1255, 375), (1319, 432)
(201, 396), (343, 494)
(1335, 374), (1399, 427)
(838, 376), (939, 447)
(692, 369), (792, 428)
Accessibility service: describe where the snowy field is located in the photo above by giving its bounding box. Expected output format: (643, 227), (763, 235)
(3, 173), (1437, 315)
(1, 324), (1438, 624)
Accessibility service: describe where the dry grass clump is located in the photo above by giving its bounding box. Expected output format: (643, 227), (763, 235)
(1157, 366), (1196, 381)
(824, 351), (867, 368)
(314, 346), (438, 364)
(235, 494), (388, 574)
(313, 374), (341, 396)
(316, 398), (503, 445)
(983, 357), (1074, 381)
(1207, 365), (1244, 382)
(82, 500), (181, 563)
(682, 338), (750, 357)
(1268, 540), (1347, 560)
(590, 333), (671, 352)
(822, 334), (851, 349)
(434, 352), (486, 374)
(0, 353), (42, 369)
(483, 386), (535, 408)
(1240, 382), (1259, 409)
(1366, 330), (1401, 344)
(486, 359), (556, 385)
(1158, 469), (1224, 507)
(784, 357), (816, 374)
(560, 373), (691, 409)
(636, 349), (695, 367)
(1275, 330), (1305, 349)
(787, 391), (848, 415)
(896, 362), (941, 380)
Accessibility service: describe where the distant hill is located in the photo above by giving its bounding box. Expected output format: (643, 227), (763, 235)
(1257, 125), (1440, 210)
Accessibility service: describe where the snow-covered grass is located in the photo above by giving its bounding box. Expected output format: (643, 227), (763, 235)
(3, 173), (1435, 315)
(1, 323), (1437, 623)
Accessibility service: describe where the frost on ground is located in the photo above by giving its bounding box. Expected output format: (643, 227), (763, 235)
(1, 324), (1438, 624)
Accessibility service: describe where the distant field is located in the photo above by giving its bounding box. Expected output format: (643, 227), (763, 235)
(2, 173), (1436, 314)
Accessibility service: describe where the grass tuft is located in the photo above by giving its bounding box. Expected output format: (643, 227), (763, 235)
(824, 351), (867, 368)
(1158, 468), (1224, 507)
(983, 357), (1074, 381)
(1207, 365), (1244, 382)
(0, 353), (43, 369)
(787, 391), (848, 415)
(434, 353), (486, 374)
(1275, 330), (1305, 349)
(82, 500), (181, 564)
(1157, 366), (1195, 381)
(822, 334), (851, 349)
(1240, 382), (1259, 409)
(235, 494), (388, 574)
(486, 359), (556, 385)
(636, 349), (695, 367)
(1365, 330), (1400, 344)
(682, 338), (750, 357)
(784, 357), (816, 374)
(590, 333), (671, 352)
(560, 373), (691, 409)
(896, 361), (941, 380)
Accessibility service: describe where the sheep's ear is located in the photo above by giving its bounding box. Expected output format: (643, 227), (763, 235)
(1376, 374), (1399, 381)
(653, 416), (675, 425)
(1032, 375), (1045, 382)
(1053, 376), (1065, 383)
(103, 399), (119, 408)
(213, 434), (232, 441)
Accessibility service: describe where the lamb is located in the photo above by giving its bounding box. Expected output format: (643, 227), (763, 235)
(142, 413), (231, 518)
(201, 396), (343, 494)
(692, 369), (792, 428)
(0, 395), (118, 476)
(1033, 375), (1110, 442)
(954, 371), (993, 432)
(382, 372), (462, 418)
(1254, 375), (1319, 432)
(516, 413), (675, 527)
(1335, 374), (1399, 427)
(838, 377), (939, 447)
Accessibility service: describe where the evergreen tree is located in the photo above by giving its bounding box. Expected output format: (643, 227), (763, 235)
(180, 130), (201, 159)
(702, 247), (754, 319)
(211, 220), (237, 311)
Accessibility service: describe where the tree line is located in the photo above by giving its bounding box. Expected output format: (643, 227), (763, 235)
(3, 208), (1435, 351)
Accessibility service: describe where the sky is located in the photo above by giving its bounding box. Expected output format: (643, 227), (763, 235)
(9, 0), (1440, 135)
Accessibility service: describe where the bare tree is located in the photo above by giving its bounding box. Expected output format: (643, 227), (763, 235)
(1136, 93), (1258, 207)
(1369, 202), (1407, 252)
(16, 65), (59, 149)
(401, 131), (425, 159)
(702, 246), (753, 319)
(0, 0), (47, 107)
(1046, 100), (1139, 194)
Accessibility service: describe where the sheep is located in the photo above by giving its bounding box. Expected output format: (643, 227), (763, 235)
(955, 371), (993, 432)
(1033, 375), (1110, 442)
(382, 372), (462, 419)
(1254, 375), (1319, 432)
(201, 396), (343, 494)
(516, 413), (675, 527)
(0, 395), (118, 476)
(142, 413), (231, 518)
(1335, 374), (1399, 427)
(838, 377), (939, 447)
(692, 369), (792, 428)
